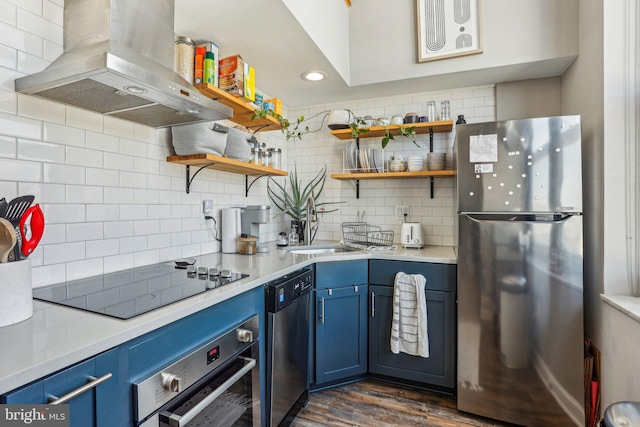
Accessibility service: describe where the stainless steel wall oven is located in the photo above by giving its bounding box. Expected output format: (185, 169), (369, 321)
(134, 315), (260, 427)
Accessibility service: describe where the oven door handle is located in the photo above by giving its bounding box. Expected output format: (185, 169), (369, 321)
(159, 356), (257, 427)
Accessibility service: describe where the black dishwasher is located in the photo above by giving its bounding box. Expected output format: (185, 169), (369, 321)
(265, 268), (312, 427)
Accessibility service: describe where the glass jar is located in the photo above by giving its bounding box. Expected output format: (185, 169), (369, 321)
(440, 100), (451, 121)
(270, 148), (282, 170)
(250, 148), (261, 165)
(426, 101), (436, 123)
(174, 36), (195, 84)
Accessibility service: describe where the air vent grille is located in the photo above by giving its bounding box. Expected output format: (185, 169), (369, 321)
(110, 104), (203, 127)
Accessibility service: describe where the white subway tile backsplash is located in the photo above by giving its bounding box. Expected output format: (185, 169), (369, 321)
(134, 250), (160, 268)
(134, 219), (160, 236)
(103, 186), (134, 204)
(86, 204), (119, 222)
(171, 231), (191, 247)
(120, 138), (148, 158)
(43, 122), (85, 147)
(0, 110), (41, 138)
(0, 43), (16, 70)
(119, 171), (147, 189)
(103, 254), (134, 274)
(66, 222), (104, 242)
(43, 163), (84, 184)
(44, 241), (85, 264)
(103, 152), (133, 171)
(66, 107), (103, 132)
(66, 185), (103, 204)
(147, 233), (171, 249)
(0, 134), (16, 157)
(41, 223), (65, 244)
(86, 167), (118, 186)
(86, 239), (119, 259)
(18, 94), (64, 123)
(32, 263), (66, 288)
(0, 157), (41, 181)
(133, 157), (159, 174)
(160, 218), (182, 233)
(103, 220), (134, 238)
(118, 236), (147, 254)
(0, 0), (17, 26)
(65, 258), (104, 282)
(66, 146), (102, 168)
(86, 131), (119, 153)
(45, 204), (85, 224)
(120, 204), (147, 220)
(42, 0), (62, 25)
(18, 138), (64, 162)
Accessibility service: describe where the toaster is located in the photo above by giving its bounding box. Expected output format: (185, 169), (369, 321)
(401, 223), (424, 248)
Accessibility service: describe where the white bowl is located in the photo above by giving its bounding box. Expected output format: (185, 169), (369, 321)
(408, 164), (423, 172)
(408, 156), (424, 162)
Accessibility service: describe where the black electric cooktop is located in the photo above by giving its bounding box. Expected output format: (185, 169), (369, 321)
(33, 262), (249, 320)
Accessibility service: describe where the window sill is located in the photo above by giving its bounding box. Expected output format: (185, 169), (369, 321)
(601, 295), (640, 323)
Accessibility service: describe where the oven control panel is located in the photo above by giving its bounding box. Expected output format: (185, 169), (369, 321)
(133, 315), (259, 423)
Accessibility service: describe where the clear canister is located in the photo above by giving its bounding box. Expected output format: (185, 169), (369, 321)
(440, 100), (451, 121)
(174, 36), (195, 84)
(250, 148), (261, 165)
(260, 149), (269, 167)
(426, 101), (436, 123)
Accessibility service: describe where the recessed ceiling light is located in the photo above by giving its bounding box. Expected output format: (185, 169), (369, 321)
(301, 71), (327, 82)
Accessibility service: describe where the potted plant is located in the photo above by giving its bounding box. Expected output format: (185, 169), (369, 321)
(267, 165), (342, 243)
(253, 108), (417, 148)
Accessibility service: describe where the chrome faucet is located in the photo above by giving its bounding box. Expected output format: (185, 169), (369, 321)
(305, 195), (319, 245)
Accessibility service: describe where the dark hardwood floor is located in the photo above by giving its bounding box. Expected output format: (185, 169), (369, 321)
(290, 380), (516, 427)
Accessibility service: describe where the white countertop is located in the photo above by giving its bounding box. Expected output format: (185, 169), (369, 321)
(0, 242), (456, 394)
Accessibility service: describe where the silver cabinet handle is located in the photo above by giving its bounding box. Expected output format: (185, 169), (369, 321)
(371, 291), (376, 317)
(320, 297), (325, 324)
(48, 373), (112, 405)
(161, 357), (256, 427)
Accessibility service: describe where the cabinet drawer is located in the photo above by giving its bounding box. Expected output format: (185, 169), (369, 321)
(369, 260), (456, 291)
(315, 260), (368, 289)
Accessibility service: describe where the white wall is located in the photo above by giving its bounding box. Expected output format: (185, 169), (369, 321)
(348, 0), (578, 86)
(496, 77), (562, 121)
(284, 85), (495, 246)
(0, 1), (284, 287)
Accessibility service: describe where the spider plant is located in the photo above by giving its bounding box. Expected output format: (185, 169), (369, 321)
(267, 165), (341, 221)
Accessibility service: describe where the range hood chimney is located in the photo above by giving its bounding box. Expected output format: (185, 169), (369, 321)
(14, 0), (231, 128)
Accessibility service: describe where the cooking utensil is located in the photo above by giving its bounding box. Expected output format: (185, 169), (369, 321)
(0, 218), (16, 263)
(3, 195), (35, 261)
(19, 204), (44, 257)
(0, 197), (7, 218)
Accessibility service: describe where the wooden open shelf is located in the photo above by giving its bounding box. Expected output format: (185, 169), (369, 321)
(330, 120), (454, 140)
(167, 154), (287, 176)
(331, 170), (455, 180)
(167, 154), (287, 195)
(195, 83), (281, 130)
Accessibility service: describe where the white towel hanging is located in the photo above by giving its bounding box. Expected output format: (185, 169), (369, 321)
(390, 272), (429, 358)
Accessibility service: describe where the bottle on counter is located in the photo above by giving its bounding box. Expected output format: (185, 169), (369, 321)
(456, 115), (467, 125)
(204, 51), (215, 84)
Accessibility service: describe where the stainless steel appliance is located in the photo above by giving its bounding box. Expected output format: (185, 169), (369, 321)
(32, 261), (248, 319)
(265, 269), (312, 427)
(133, 315), (260, 427)
(14, 0), (231, 127)
(456, 116), (584, 426)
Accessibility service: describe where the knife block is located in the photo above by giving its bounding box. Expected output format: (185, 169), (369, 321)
(0, 259), (32, 327)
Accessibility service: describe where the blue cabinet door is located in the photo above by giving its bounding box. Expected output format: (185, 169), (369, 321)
(368, 285), (455, 389)
(314, 285), (368, 386)
(2, 348), (119, 427)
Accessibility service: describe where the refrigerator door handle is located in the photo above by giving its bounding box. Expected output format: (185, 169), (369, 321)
(462, 213), (579, 223)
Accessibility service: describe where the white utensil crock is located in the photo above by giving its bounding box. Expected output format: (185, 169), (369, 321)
(0, 258), (33, 327)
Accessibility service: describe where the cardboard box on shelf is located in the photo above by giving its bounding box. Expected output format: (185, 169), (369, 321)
(264, 98), (282, 115)
(243, 63), (255, 102)
(219, 55), (244, 98)
(196, 41), (219, 87)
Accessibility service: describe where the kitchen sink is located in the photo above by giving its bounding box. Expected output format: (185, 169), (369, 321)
(282, 245), (358, 255)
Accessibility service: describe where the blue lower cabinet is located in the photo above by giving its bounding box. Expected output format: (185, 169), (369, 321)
(313, 285), (368, 386)
(368, 285), (455, 389)
(2, 348), (120, 427)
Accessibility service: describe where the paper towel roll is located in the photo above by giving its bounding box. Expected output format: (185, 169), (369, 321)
(0, 258), (33, 327)
(221, 208), (241, 253)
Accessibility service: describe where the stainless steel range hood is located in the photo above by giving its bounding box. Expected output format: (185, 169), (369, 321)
(14, 0), (231, 128)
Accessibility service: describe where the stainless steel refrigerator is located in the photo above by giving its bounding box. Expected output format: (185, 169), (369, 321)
(456, 116), (584, 426)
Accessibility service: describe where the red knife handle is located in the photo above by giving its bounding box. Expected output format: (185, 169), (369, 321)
(20, 204), (44, 256)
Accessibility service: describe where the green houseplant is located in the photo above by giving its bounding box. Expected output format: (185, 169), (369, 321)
(253, 108), (417, 148)
(267, 165), (342, 242)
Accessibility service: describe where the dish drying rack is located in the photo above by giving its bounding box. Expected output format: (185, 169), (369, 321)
(342, 222), (394, 249)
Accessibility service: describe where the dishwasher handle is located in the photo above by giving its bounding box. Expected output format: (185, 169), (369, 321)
(160, 357), (256, 427)
(48, 373), (112, 405)
(319, 297), (325, 324)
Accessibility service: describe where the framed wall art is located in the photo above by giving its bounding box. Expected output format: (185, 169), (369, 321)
(416, 0), (483, 63)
